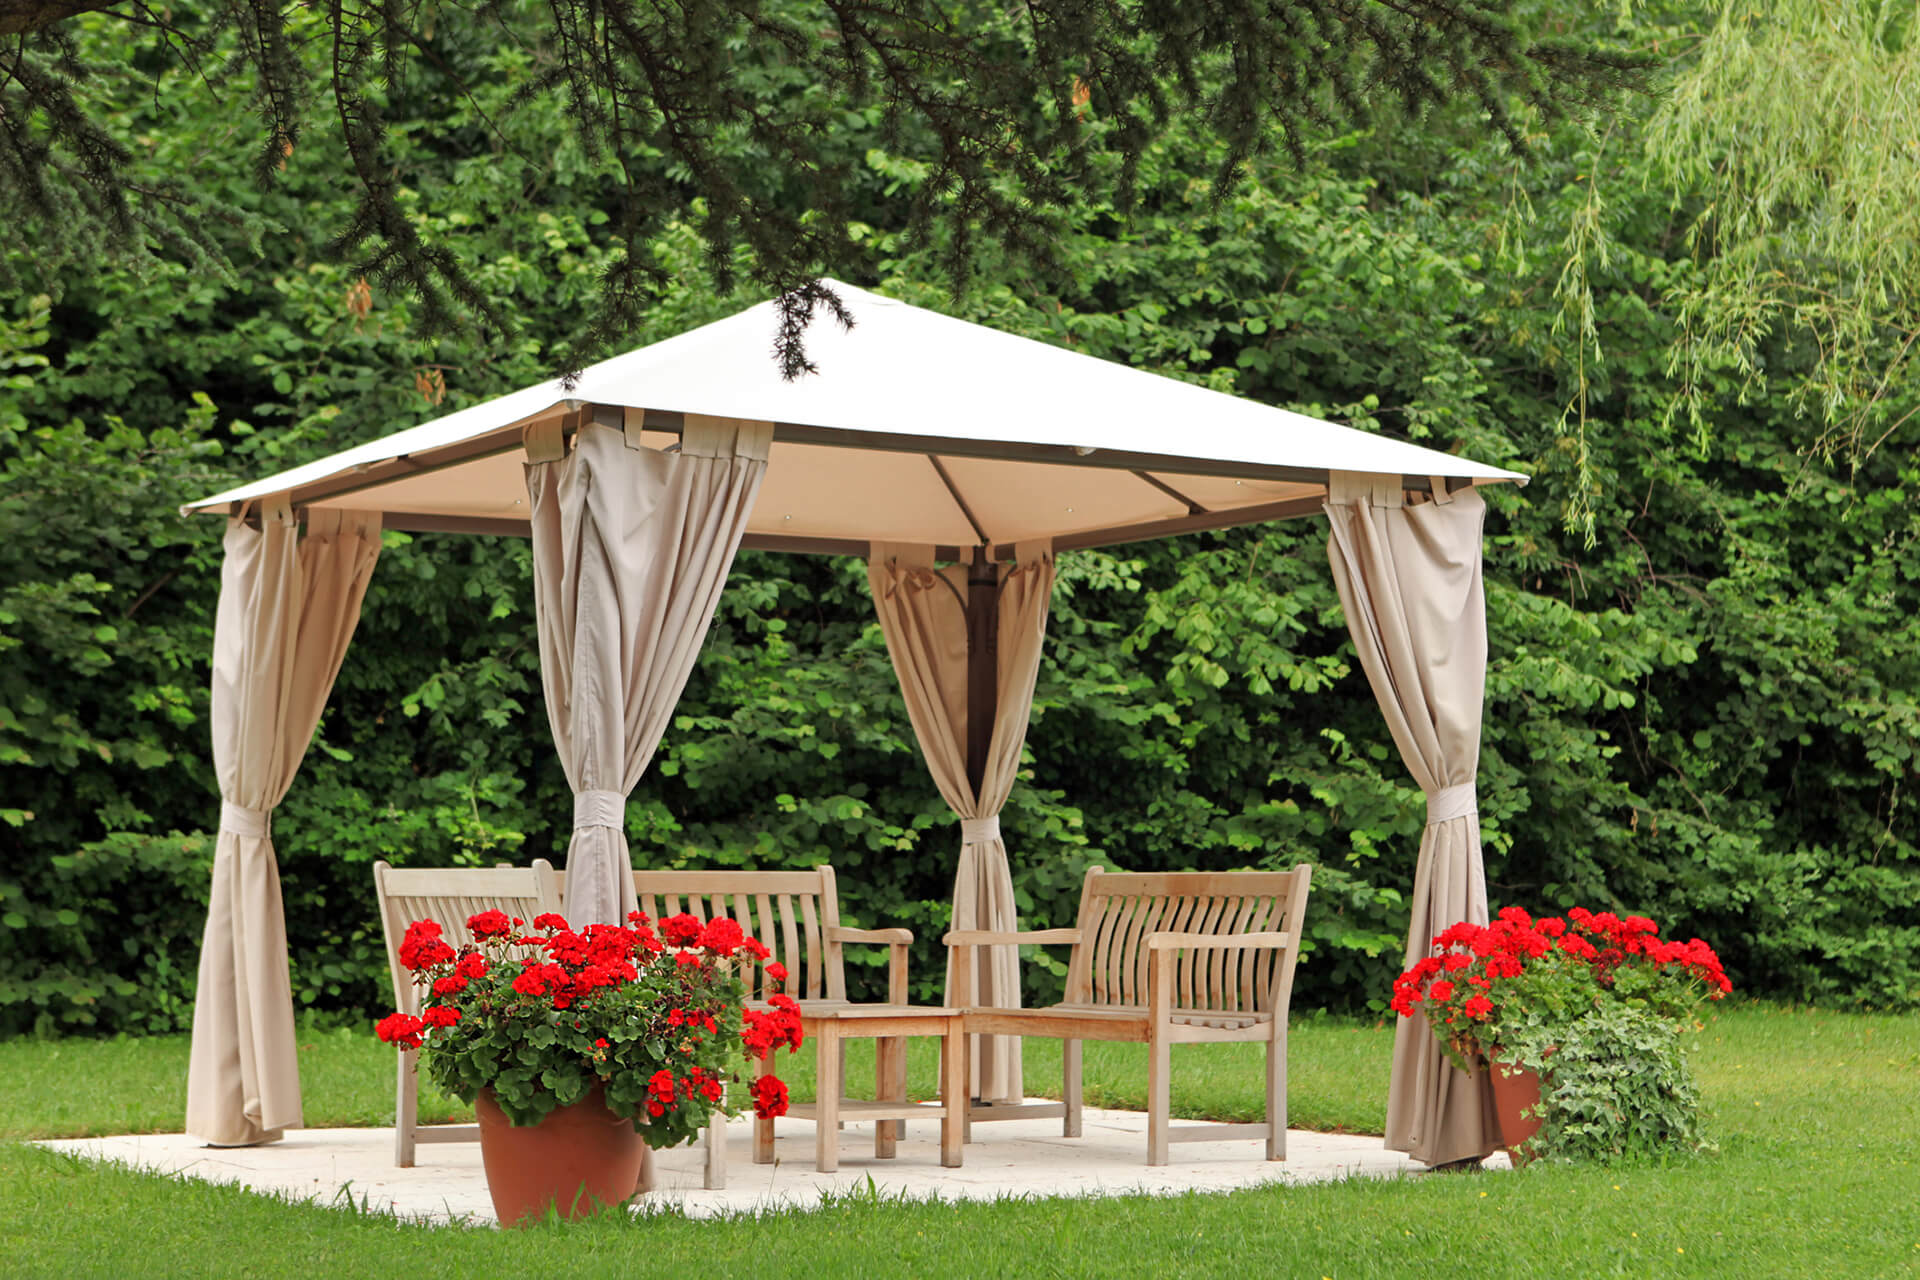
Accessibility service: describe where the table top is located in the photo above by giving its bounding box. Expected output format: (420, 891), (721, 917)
(797, 1003), (961, 1021)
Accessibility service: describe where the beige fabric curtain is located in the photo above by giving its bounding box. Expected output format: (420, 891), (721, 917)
(867, 541), (1054, 1103)
(527, 416), (771, 926)
(1325, 471), (1500, 1167)
(186, 503), (382, 1146)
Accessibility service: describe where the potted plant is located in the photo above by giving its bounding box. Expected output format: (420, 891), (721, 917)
(377, 907), (803, 1225)
(1391, 906), (1732, 1162)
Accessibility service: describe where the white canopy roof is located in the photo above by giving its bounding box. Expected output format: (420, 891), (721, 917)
(184, 280), (1524, 557)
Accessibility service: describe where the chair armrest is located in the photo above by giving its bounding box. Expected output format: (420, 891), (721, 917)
(943, 928), (1082, 947)
(825, 926), (914, 945)
(1145, 930), (1292, 951)
(823, 925), (913, 1003)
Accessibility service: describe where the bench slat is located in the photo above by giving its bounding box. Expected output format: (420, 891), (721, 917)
(778, 894), (803, 999)
(1185, 896), (1217, 1010)
(632, 870), (831, 895)
(1159, 895), (1193, 1008)
(800, 892), (823, 1000)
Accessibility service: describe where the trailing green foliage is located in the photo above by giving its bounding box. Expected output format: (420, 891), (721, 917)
(1505, 1001), (1711, 1162)
(1, 2), (1915, 1039)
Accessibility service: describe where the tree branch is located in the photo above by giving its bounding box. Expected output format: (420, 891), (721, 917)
(0, 0), (120, 38)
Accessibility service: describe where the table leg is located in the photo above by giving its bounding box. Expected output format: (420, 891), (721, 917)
(815, 1021), (842, 1173)
(875, 1035), (903, 1158)
(939, 1015), (965, 1168)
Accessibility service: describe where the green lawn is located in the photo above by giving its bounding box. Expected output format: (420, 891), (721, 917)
(3, 1004), (1916, 1277)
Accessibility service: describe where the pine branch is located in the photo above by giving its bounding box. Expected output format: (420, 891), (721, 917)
(4, 0), (1657, 378)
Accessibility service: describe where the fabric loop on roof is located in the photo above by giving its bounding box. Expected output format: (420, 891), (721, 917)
(682, 414), (773, 462)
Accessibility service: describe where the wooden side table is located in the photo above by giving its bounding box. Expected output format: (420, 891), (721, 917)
(754, 1004), (966, 1172)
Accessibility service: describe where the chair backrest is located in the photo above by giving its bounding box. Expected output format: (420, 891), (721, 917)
(372, 860), (560, 1015)
(1062, 866), (1312, 1016)
(550, 865), (846, 1003)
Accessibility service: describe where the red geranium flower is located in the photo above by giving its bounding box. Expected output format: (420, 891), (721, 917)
(661, 914), (703, 947)
(750, 1075), (790, 1118)
(467, 909), (512, 939)
(375, 1012), (425, 1050)
(698, 917), (744, 956)
(398, 920), (456, 971)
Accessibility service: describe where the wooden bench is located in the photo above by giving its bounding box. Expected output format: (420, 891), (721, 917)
(556, 865), (932, 1172)
(946, 864), (1312, 1165)
(371, 859), (561, 1167)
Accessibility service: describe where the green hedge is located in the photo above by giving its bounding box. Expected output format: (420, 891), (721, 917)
(2, 8), (1915, 1037)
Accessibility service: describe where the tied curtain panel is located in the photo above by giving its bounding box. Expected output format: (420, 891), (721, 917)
(526, 415), (772, 927)
(186, 503), (383, 1146)
(1324, 471), (1501, 1167)
(867, 541), (1055, 1104)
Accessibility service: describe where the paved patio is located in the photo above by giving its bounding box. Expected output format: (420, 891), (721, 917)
(37, 1104), (1472, 1226)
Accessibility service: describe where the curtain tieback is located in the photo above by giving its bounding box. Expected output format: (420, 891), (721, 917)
(573, 789), (626, 830)
(960, 815), (1001, 843)
(1425, 784), (1478, 826)
(218, 801), (271, 839)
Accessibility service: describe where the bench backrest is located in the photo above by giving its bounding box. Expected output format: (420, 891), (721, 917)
(372, 860), (560, 1015)
(1062, 866), (1312, 1016)
(551, 866), (846, 1003)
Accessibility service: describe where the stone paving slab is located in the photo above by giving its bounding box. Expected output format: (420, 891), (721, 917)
(37, 1104), (1451, 1226)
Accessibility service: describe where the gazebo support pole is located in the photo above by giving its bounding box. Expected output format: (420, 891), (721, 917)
(964, 545), (999, 1107)
(965, 546), (999, 796)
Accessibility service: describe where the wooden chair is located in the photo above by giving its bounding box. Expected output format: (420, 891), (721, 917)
(947, 864), (1313, 1165)
(554, 865), (915, 1170)
(371, 859), (561, 1168)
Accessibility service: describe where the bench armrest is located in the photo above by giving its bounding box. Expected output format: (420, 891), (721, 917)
(826, 926), (913, 945)
(943, 928), (1083, 947)
(824, 925), (912, 1003)
(945, 929), (1080, 1007)
(1145, 930), (1291, 951)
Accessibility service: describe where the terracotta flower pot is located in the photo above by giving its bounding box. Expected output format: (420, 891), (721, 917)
(1487, 1056), (1543, 1162)
(475, 1084), (654, 1227)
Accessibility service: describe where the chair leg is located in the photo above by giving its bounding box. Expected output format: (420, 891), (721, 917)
(838, 1039), (850, 1132)
(1266, 1030), (1287, 1161)
(1147, 1034), (1171, 1166)
(1063, 1039), (1083, 1138)
(875, 1036), (903, 1159)
(395, 1051), (418, 1168)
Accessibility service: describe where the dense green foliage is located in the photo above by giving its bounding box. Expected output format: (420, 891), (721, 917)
(1, 4), (1915, 1040)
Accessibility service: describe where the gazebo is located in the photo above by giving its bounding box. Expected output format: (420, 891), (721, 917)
(178, 280), (1522, 1170)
